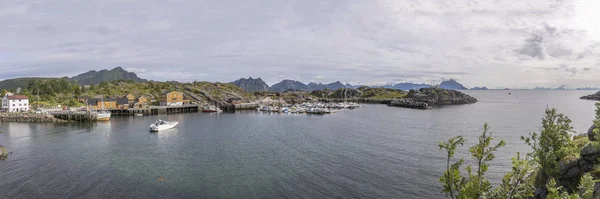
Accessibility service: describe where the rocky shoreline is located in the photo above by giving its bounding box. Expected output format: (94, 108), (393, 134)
(388, 87), (477, 110)
(318, 98), (394, 104)
(580, 91), (600, 101)
(0, 113), (67, 123)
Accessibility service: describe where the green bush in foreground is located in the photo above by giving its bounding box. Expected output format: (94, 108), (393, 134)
(439, 107), (597, 199)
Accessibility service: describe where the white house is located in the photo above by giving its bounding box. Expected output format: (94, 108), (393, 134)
(1, 92), (13, 112)
(2, 94), (29, 112)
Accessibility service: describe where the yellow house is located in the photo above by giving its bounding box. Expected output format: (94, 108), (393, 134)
(160, 91), (184, 106)
(87, 98), (129, 110)
(136, 96), (148, 104)
(125, 93), (135, 102)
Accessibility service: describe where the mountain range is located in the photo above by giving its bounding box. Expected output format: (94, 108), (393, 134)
(0, 67), (147, 91)
(229, 77), (269, 92)
(230, 78), (360, 92)
(5, 67), (598, 93)
(71, 67), (147, 85)
(228, 77), (473, 92)
(375, 79), (468, 90)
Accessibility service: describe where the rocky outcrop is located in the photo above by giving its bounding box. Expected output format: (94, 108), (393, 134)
(580, 91), (600, 101)
(388, 87), (477, 109)
(589, 124), (597, 141)
(553, 143), (600, 190)
(532, 142), (600, 199)
(389, 98), (429, 109)
(318, 98), (395, 104)
(0, 145), (8, 160)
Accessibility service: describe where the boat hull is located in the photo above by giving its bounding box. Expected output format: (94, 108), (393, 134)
(97, 117), (111, 121)
(150, 122), (179, 132)
(96, 113), (111, 121)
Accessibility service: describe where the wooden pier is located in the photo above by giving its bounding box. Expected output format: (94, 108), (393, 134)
(108, 105), (200, 116)
(51, 111), (97, 122)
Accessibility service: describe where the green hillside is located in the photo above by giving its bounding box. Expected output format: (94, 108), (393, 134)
(18, 79), (255, 108)
(0, 77), (63, 91)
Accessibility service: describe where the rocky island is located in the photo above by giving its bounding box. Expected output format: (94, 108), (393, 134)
(580, 91), (600, 101)
(388, 87), (477, 109)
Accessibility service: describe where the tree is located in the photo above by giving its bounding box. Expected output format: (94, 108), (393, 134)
(439, 124), (505, 198)
(593, 102), (600, 140)
(522, 108), (573, 184)
(438, 108), (598, 198)
(439, 136), (466, 199)
(488, 152), (535, 199)
(74, 86), (81, 96)
(461, 123), (505, 198)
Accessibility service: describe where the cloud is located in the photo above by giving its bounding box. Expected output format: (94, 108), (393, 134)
(515, 34), (546, 60)
(0, 0), (599, 88)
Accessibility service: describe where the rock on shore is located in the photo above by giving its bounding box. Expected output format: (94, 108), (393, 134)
(581, 91), (600, 101)
(388, 87), (477, 109)
(0, 145), (8, 160)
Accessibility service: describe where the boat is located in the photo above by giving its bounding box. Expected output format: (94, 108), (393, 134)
(150, 120), (179, 132)
(202, 106), (222, 113)
(306, 108), (329, 114)
(95, 98), (111, 121)
(96, 110), (111, 121)
(135, 113), (143, 117)
(202, 103), (222, 113)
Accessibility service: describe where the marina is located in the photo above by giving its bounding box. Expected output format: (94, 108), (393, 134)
(257, 102), (362, 114)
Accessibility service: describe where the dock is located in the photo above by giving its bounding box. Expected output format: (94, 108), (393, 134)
(108, 104), (200, 116)
(50, 111), (97, 122)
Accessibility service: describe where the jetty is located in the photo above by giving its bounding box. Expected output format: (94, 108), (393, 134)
(50, 111), (97, 122)
(107, 104), (200, 116)
(0, 112), (67, 123)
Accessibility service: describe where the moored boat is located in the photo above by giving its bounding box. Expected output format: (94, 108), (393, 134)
(202, 103), (222, 113)
(96, 111), (111, 121)
(94, 98), (111, 121)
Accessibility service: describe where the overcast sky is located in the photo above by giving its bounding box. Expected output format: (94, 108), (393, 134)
(1, 0), (600, 88)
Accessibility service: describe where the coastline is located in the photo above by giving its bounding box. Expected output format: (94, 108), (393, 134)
(0, 113), (67, 123)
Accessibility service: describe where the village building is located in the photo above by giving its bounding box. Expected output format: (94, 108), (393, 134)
(159, 91), (187, 106)
(86, 98), (129, 110)
(133, 96), (149, 108)
(125, 93), (136, 103)
(2, 93), (29, 112)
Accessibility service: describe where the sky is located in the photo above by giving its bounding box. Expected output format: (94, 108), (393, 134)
(1, 0), (600, 88)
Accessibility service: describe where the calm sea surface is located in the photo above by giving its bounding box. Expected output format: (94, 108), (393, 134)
(0, 90), (598, 198)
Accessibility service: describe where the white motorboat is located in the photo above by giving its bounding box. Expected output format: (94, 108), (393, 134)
(150, 120), (179, 132)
